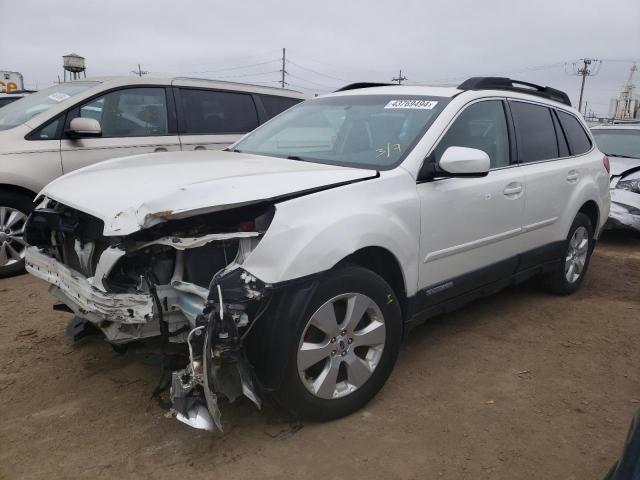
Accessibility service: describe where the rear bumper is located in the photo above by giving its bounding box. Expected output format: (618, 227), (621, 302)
(25, 247), (155, 324)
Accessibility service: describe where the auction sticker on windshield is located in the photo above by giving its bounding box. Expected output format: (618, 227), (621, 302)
(384, 99), (438, 109)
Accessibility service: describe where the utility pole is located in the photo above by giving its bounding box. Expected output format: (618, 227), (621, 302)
(132, 63), (148, 77)
(280, 48), (287, 88)
(392, 69), (407, 85)
(567, 58), (601, 114)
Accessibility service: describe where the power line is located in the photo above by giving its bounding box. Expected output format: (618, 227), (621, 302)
(286, 72), (337, 90)
(184, 59), (280, 75)
(155, 50), (281, 69)
(286, 59), (353, 83)
(213, 70), (281, 79)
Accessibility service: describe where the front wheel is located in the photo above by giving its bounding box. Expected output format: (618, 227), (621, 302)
(277, 266), (402, 422)
(540, 212), (594, 295)
(0, 191), (33, 278)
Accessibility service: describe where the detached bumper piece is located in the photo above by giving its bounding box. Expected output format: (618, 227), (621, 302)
(26, 247), (154, 324)
(170, 307), (262, 432)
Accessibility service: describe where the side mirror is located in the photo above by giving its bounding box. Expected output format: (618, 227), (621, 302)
(439, 146), (490, 176)
(67, 117), (102, 138)
(418, 146), (490, 181)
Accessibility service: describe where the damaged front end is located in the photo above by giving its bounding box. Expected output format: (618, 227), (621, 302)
(607, 173), (640, 233)
(25, 198), (274, 432)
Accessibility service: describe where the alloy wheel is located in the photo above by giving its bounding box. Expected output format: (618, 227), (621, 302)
(297, 292), (386, 400)
(565, 225), (589, 283)
(0, 207), (27, 267)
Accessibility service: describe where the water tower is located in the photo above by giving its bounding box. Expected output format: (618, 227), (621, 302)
(62, 53), (86, 81)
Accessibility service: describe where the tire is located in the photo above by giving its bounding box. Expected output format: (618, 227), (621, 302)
(0, 191), (34, 279)
(276, 266), (403, 422)
(540, 212), (594, 295)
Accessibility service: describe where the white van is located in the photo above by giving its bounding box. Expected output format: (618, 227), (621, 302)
(0, 76), (306, 276)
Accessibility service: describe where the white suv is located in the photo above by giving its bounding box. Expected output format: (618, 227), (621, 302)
(0, 77), (305, 277)
(24, 77), (610, 431)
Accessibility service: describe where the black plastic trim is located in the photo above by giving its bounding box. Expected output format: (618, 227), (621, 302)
(244, 271), (323, 390)
(405, 241), (565, 333)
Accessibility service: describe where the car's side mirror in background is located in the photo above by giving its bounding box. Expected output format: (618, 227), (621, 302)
(67, 117), (102, 138)
(417, 146), (490, 182)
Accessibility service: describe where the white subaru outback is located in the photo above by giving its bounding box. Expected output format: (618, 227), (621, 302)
(24, 77), (610, 431)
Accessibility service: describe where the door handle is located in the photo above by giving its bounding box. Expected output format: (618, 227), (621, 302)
(566, 170), (579, 183)
(194, 146), (206, 151)
(503, 183), (523, 197)
(154, 147), (168, 152)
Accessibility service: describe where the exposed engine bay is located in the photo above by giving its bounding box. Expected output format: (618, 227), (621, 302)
(25, 197), (275, 432)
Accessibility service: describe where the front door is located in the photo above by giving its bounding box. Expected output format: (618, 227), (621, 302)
(417, 99), (525, 303)
(60, 87), (180, 174)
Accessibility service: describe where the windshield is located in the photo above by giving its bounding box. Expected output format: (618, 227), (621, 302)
(234, 94), (450, 169)
(592, 129), (640, 160)
(0, 82), (98, 131)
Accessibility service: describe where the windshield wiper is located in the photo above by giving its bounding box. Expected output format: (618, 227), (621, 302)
(286, 155), (306, 161)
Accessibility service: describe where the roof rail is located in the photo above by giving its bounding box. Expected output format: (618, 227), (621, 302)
(334, 82), (394, 92)
(458, 77), (571, 106)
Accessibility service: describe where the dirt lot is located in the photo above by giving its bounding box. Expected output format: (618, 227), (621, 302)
(1, 232), (639, 480)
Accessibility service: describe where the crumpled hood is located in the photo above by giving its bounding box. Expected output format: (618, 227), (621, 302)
(608, 155), (640, 177)
(40, 150), (376, 236)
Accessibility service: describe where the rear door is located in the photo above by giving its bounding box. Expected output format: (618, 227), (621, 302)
(60, 86), (180, 173)
(510, 100), (591, 260)
(175, 88), (260, 150)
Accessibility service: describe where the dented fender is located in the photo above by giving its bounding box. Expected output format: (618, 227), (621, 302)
(242, 168), (420, 296)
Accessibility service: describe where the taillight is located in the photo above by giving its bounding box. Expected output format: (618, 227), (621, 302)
(603, 155), (610, 175)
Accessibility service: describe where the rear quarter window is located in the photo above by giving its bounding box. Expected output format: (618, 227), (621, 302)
(556, 110), (592, 155)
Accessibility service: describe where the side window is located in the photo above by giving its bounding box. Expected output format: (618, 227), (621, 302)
(556, 110), (592, 155)
(180, 89), (259, 134)
(78, 88), (168, 137)
(261, 95), (303, 118)
(510, 101), (558, 163)
(434, 100), (510, 169)
(29, 117), (62, 140)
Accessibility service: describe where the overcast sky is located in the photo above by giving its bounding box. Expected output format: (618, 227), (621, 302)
(1, 0), (638, 116)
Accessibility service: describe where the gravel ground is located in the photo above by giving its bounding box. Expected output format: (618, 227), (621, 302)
(1, 231), (639, 480)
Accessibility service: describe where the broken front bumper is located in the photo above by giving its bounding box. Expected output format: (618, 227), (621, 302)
(606, 190), (640, 233)
(25, 247), (155, 324)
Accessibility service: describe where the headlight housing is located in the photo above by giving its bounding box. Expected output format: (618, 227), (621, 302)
(617, 178), (640, 194)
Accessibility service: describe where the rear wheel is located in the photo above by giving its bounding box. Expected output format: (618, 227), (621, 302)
(0, 191), (33, 278)
(277, 266), (402, 421)
(540, 212), (594, 295)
